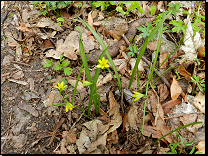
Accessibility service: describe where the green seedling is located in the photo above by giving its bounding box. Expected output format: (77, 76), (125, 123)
(167, 2), (181, 17)
(191, 75), (205, 92)
(175, 71), (181, 80)
(137, 21), (171, 41)
(91, 1), (144, 17)
(32, 1), (73, 16)
(194, 58), (201, 65)
(165, 133), (196, 154)
(169, 20), (188, 34)
(44, 54), (73, 76)
(78, 2), (86, 7)
(128, 42), (138, 57)
(150, 6), (156, 16)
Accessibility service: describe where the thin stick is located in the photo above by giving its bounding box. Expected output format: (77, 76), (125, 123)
(11, 61), (30, 67)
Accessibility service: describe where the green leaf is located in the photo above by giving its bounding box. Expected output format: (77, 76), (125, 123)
(61, 60), (70, 67)
(44, 59), (54, 68)
(184, 140), (195, 146)
(137, 5), (144, 14)
(57, 23), (62, 26)
(40, 10), (48, 16)
(64, 67), (73, 75)
(150, 6), (156, 15)
(54, 65), (62, 71)
(169, 142), (180, 154)
(189, 145), (195, 154)
(57, 17), (66, 22)
(129, 1), (140, 11)
(116, 6), (125, 14)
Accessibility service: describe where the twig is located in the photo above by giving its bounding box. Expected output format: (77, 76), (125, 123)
(11, 61), (30, 67)
(1, 120), (20, 136)
(121, 34), (171, 88)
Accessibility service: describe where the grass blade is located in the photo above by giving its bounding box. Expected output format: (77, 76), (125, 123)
(77, 16), (122, 92)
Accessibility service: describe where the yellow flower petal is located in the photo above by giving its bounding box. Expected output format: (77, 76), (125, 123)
(65, 102), (74, 112)
(97, 57), (109, 69)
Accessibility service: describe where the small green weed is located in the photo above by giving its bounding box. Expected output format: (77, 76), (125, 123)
(44, 54), (73, 76)
(32, 1), (73, 16)
(191, 75), (205, 92)
(165, 133), (196, 154)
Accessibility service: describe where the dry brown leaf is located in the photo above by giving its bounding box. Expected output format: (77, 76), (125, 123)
(193, 92), (205, 114)
(88, 11), (94, 29)
(157, 83), (169, 103)
(157, 1), (163, 11)
(156, 117), (173, 144)
(96, 73), (113, 87)
(108, 24), (128, 41)
(195, 141), (205, 154)
(93, 21), (102, 26)
(62, 129), (77, 144)
(149, 90), (164, 119)
(12, 70), (24, 80)
(43, 91), (62, 107)
(170, 77), (182, 100)
(85, 132), (107, 153)
(40, 39), (54, 51)
(107, 91), (122, 134)
(137, 124), (167, 144)
(197, 72), (205, 80)
(162, 99), (182, 115)
(177, 66), (191, 80)
(60, 138), (68, 154)
(159, 53), (169, 69)
(125, 104), (139, 131)
(107, 130), (119, 145)
(76, 119), (108, 154)
(45, 31), (95, 60)
(60, 10), (71, 18)
(18, 102), (39, 117)
(179, 114), (204, 133)
(16, 23), (31, 33)
(197, 46), (205, 57)
(35, 17), (63, 32)
(147, 40), (157, 51)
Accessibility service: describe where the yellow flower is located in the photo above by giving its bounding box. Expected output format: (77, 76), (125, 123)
(65, 102), (74, 112)
(132, 91), (146, 101)
(96, 57), (110, 69)
(54, 81), (67, 92)
(82, 80), (92, 86)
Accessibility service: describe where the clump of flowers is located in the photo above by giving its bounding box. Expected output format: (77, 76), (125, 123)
(53, 81), (87, 117)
